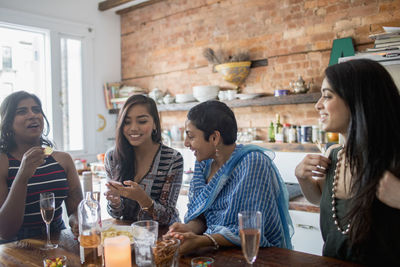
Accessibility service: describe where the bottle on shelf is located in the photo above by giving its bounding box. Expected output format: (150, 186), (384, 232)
(288, 125), (297, 143)
(78, 192), (102, 266)
(274, 114), (283, 143)
(268, 122), (275, 142)
(282, 123), (291, 143)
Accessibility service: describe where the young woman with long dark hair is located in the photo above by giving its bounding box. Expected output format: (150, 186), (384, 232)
(295, 59), (400, 265)
(104, 95), (183, 225)
(0, 91), (82, 242)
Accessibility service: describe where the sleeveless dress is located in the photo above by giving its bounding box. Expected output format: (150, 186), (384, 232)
(320, 147), (400, 265)
(5, 154), (69, 241)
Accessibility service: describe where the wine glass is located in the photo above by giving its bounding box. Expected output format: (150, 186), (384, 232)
(40, 192), (58, 249)
(238, 211), (262, 265)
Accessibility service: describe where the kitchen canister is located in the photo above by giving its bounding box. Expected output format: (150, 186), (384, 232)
(301, 125), (313, 144)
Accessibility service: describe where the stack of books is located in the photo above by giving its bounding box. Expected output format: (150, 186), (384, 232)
(103, 82), (122, 110)
(367, 29), (400, 53)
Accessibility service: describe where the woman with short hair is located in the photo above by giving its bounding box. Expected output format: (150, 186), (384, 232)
(168, 100), (293, 254)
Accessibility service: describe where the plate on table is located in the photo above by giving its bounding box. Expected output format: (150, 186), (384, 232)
(101, 224), (134, 244)
(236, 93), (264, 100)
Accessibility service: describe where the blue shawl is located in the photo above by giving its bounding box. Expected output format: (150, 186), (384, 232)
(185, 144), (293, 249)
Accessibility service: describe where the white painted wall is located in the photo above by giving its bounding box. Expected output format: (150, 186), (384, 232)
(0, 0), (121, 162)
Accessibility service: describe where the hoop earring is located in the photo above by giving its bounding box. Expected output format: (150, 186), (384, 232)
(152, 129), (158, 136)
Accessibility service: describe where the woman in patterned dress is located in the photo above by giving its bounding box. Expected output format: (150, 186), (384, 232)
(104, 95), (183, 225)
(0, 91), (82, 242)
(168, 100), (293, 254)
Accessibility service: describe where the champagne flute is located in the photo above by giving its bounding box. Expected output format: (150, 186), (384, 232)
(40, 192), (58, 249)
(238, 211), (262, 265)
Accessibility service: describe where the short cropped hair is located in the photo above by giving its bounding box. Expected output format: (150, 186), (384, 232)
(187, 100), (237, 145)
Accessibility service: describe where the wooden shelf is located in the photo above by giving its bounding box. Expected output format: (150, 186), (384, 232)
(255, 142), (321, 153)
(170, 141), (321, 153)
(108, 92), (321, 114)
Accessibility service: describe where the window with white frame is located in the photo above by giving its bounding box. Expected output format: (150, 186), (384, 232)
(0, 12), (93, 155)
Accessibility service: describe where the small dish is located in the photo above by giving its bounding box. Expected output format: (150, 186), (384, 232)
(43, 255), (67, 267)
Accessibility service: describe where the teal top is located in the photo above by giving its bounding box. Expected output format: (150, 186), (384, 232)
(320, 147), (400, 265)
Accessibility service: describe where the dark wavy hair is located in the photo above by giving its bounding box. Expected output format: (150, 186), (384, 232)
(113, 94), (161, 182)
(0, 91), (52, 153)
(325, 59), (400, 250)
(187, 100), (237, 145)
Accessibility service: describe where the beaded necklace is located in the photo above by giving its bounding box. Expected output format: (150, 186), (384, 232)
(331, 147), (350, 235)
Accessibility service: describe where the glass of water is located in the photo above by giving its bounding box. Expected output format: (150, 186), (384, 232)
(132, 220), (159, 267)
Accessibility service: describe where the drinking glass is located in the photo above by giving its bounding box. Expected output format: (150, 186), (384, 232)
(238, 211), (262, 265)
(40, 192), (58, 249)
(132, 220), (159, 267)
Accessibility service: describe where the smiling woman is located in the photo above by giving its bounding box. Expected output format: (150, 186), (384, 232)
(0, 91), (83, 243)
(104, 94), (183, 226)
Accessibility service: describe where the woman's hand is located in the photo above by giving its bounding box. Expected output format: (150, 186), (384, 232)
(105, 180), (152, 208)
(377, 171), (400, 209)
(167, 222), (193, 235)
(18, 147), (46, 181)
(295, 154), (330, 180)
(167, 231), (205, 255)
(121, 180), (152, 208)
(105, 181), (123, 207)
(68, 213), (79, 237)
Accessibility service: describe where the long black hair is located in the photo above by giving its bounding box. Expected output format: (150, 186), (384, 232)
(325, 59), (400, 249)
(0, 91), (52, 153)
(113, 94), (161, 182)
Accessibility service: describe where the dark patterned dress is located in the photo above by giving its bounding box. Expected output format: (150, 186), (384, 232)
(105, 144), (183, 225)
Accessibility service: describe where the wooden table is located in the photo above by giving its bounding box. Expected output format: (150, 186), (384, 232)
(0, 223), (362, 267)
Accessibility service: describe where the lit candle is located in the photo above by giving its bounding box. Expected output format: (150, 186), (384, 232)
(104, 235), (131, 267)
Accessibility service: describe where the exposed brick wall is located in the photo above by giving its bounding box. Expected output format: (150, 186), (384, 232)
(120, 0), (400, 134)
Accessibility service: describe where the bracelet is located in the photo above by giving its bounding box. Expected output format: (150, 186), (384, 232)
(203, 233), (219, 250)
(141, 199), (154, 213)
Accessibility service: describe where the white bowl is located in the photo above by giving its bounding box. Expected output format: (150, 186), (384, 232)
(175, 93), (196, 103)
(192, 85), (219, 102)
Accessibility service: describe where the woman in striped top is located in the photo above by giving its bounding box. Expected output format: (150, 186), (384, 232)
(168, 101), (293, 254)
(105, 95), (183, 226)
(0, 91), (83, 242)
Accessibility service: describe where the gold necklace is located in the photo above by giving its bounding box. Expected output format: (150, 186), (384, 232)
(332, 147), (351, 235)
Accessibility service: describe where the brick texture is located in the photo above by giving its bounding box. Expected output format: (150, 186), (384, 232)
(119, 0), (399, 134)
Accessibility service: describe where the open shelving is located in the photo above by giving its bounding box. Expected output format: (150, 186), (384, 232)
(108, 92), (321, 114)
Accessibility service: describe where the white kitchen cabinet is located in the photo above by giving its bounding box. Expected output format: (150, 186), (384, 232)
(289, 210), (323, 255)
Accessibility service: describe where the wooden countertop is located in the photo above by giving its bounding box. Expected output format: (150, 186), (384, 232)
(289, 195), (320, 213)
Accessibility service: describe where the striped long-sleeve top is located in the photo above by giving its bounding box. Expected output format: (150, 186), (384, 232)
(185, 144), (293, 249)
(6, 154), (68, 238)
(105, 144), (183, 225)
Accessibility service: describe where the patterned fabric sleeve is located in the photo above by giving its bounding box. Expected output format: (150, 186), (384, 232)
(104, 149), (125, 219)
(204, 151), (285, 247)
(150, 151), (183, 225)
